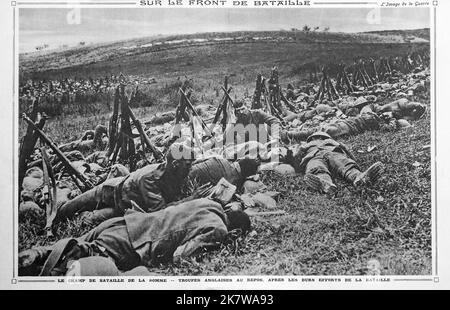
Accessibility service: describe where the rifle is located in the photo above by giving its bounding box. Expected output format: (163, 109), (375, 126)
(119, 85), (131, 162)
(220, 86), (236, 107)
(106, 86), (120, 157)
(22, 114), (93, 192)
(175, 82), (190, 124)
(179, 88), (213, 137)
(210, 86), (232, 132)
(41, 146), (57, 236)
(262, 84), (285, 125)
(252, 74), (263, 109)
(280, 91), (297, 112)
(19, 98), (40, 188)
(127, 105), (164, 161)
(221, 76), (229, 133)
(121, 87), (138, 170)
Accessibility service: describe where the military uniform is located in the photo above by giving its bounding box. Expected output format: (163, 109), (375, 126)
(228, 109), (281, 144)
(280, 128), (316, 144)
(321, 112), (381, 139)
(20, 199), (229, 275)
(376, 99), (426, 120)
(295, 137), (360, 186)
(188, 157), (242, 188)
(294, 132), (383, 194)
(56, 163), (185, 225)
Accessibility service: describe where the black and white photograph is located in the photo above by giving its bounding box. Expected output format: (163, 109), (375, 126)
(4, 0), (440, 286)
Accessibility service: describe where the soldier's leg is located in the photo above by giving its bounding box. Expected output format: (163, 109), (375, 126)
(79, 217), (140, 271)
(326, 151), (384, 186)
(304, 152), (337, 194)
(28, 217), (139, 275)
(79, 207), (123, 227)
(19, 215), (116, 275)
(326, 151), (360, 183)
(281, 128), (316, 144)
(54, 184), (103, 222)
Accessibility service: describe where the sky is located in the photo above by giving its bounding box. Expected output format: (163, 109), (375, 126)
(19, 7), (430, 53)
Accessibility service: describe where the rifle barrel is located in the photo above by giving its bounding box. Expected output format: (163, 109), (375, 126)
(179, 88), (212, 136)
(127, 106), (163, 161)
(22, 114), (92, 190)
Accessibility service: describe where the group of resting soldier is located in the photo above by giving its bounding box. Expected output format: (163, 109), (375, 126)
(19, 141), (261, 276)
(18, 77), (427, 277)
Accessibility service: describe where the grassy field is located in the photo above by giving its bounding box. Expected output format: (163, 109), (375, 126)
(18, 30), (431, 275)
(19, 111), (431, 275)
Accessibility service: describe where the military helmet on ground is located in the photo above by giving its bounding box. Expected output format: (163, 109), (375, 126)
(66, 257), (119, 276)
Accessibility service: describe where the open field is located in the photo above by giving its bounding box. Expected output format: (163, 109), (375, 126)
(19, 112), (431, 275)
(18, 30), (431, 275)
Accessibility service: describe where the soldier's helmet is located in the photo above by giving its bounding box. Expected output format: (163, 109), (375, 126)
(306, 131), (332, 143)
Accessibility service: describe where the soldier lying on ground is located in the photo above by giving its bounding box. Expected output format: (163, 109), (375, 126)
(221, 140), (271, 161)
(20, 167), (79, 213)
(281, 105), (417, 144)
(19, 198), (251, 276)
(53, 143), (194, 226)
(19, 162), (117, 217)
(187, 156), (260, 190)
(320, 112), (382, 140)
(282, 103), (337, 123)
(361, 98), (426, 121)
(59, 125), (108, 154)
(292, 132), (384, 194)
(227, 103), (281, 144)
(200, 102), (281, 151)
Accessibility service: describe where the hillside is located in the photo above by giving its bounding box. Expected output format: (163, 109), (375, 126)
(18, 29), (430, 124)
(19, 29), (429, 79)
(363, 28), (430, 41)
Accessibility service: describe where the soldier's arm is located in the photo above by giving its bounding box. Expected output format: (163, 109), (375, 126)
(172, 225), (228, 264)
(139, 177), (167, 212)
(257, 111), (281, 139)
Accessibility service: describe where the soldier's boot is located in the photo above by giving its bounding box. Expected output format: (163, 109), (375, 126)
(19, 246), (53, 276)
(304, 173), (337, 195)
(353, 162), (384, 187)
